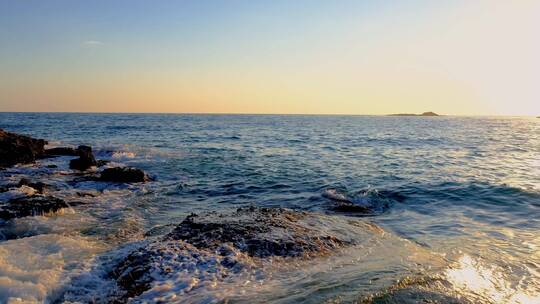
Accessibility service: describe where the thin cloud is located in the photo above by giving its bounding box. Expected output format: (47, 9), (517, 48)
(82, 40), (104, 47)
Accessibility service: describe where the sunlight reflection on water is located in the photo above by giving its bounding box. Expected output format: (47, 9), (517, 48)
(445, 255), (540, 304)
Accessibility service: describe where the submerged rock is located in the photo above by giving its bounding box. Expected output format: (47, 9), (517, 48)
(0, 129), (47, 168)
(69, 145), (97, 171)
(322, 188), (394, 215)
(99, 167), (149, 183)
(109, 207), (353, 301)
(0, 195), (77, 220)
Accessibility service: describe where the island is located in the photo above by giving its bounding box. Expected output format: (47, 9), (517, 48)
(389, 111), (440, 117)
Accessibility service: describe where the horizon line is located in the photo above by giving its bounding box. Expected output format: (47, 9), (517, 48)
(0, 111), (538, 117)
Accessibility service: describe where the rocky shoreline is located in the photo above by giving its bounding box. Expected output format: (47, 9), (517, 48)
(0, 129), (405, 303)
(0, 129), (150, 224)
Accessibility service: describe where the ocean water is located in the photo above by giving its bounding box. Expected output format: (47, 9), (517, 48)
(0, 113), (539, 303)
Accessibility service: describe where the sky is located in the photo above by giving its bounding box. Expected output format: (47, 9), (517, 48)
(0, 0), (539, 115)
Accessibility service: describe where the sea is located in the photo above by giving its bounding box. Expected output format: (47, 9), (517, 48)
(0, 113), (539, 303)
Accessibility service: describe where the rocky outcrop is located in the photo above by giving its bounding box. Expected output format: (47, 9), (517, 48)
(69, 145), (97, 171)
(0, 195), (77, 220)
(44, 147), (78, 156)
(99, 167), (149, 183)
(17, 178), (48, 193)
(167, 207), (347, 257)
(389, 112), (439, 116)
(109, 207), (352, 301)
(0, 129), (47, 168)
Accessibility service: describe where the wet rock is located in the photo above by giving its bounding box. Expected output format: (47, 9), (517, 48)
(167, 207), (347, 257)
(44, 146), (78, 156)
(332, 203), (370, 213)
(96, 159), (110, 167)
(76, 191), (98, 197)
(0, 195), (78, 220)
(17, 178), (47, 193)
(110, 241), (249, 302)
(322, 188), (393, 215)
(109, 207), (349, 301)
(69, 145), (97, 171)
(0, 129), (47, 168)
(99, 167), (149, 183)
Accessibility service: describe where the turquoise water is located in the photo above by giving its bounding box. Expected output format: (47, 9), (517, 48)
(1, 113), (539, 303)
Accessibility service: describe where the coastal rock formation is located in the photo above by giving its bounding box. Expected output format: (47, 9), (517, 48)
(44, 146), (78, 156)
(322, 188), (394, 215)
(96, 159), (110, 167)
(109, 207), (352, 301)
(0, 195), (75, 220)
(69, 145), (97, 171)
(17, 178), (48, 193)
(389, 111), (439, 116)
(0, 129), (47, 168)
(167, 207), (347, 257)
(99, 167), (149, 183)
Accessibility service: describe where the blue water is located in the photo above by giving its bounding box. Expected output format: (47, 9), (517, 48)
(1, 113), (539, 303)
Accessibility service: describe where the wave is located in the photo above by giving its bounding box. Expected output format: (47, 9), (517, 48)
(322, 187), (398, 215)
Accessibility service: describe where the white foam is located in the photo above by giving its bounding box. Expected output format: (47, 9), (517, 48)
(0, 186), (36, 202)
(322, 188), (350, 202)
(111, 151), (136, 159)
(0, 234), (105, 303)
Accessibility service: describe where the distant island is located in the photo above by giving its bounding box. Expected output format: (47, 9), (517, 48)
(389, 111), (440, 117)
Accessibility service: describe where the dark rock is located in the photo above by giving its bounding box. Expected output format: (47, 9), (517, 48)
(44, 147), (78, 156)
(0, 129), (47, 168)
(46, 164), (58, 168)
(109, 207), (352, 301)
(168, 207), (348, 258)
(96, 160), (110, 167)
(69, 145), (97, 171)
(332, 203), (370, 213)
(99, 167), (149, 183)
(322, 188), (393, 215)
(0, 196), (77, 220)
(76, 191), (98, 197)
(17, 178), (47, 193)
(389, 111), (439, 116)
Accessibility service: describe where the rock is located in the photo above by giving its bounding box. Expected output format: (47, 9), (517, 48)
(69, 145), (97, 171)
(332, 203), (370, 213)
(0, 129), (47, 168)
(389, 112), (439, 116)
(17, 178), (47, 193)
(0, 196), (76, 220)
(166, 207), (347, 258)
(46, 164), (58, 168)
(99, 167), (149, 183)
(110, 241), (246, 302)
(44, 147), (78, 156)
(96, 160), (110, 167)
(108, 207), (352, 301)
